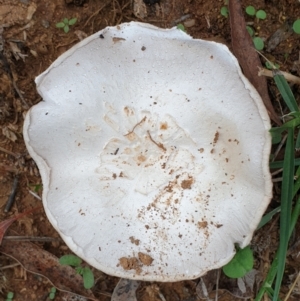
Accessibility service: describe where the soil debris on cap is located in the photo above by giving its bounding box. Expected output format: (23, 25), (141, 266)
(119, 257), (141, 273)
(138, 252), (154, 266)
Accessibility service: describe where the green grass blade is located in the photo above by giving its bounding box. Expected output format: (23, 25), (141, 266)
(293, 166), (300, 197)
(273, 70), (299, 112)
(290, 196), (300, 236)
(272, 128), (294, 301)
(296, 130), (300, 150)
(255, 255), (278, 300)
(257, 207), (281, 230)
(255, 196), (300, 301)
(270, 158), (300, 169)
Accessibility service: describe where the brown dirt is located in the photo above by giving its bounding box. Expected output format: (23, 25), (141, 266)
(0, 0), (300, 300)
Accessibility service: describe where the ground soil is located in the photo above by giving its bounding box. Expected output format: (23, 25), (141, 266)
(0, 0), (300, 300)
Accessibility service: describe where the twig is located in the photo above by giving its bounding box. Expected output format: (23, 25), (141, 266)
(157, 290), (166, 301)
(12, 78), (30, 109)
(272, 133), (287, 162)
(0, 164), (17, 173)
(83, 0), (111, 28)
(284, 272), (300, 301)
(124, 116), (147, 137)
(0, 146), (18, 157)
(271, 168), (283, 176)
(147, 131), (166, 151)
(0, 263), (20, 270)
(172, 14), (191, 25)
(258, 67), (300, 85)
(4, 176), (18, 212)
(28, 189), (42, 200)
(3, 236), (61, 242)
(198, 277), (212, 301)
(215, 269), (220, 301)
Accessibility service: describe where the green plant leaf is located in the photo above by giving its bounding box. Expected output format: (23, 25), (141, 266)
(64, 24), (70, 33)
(82, 267), (94, 289)
(293, 19), (300, 34)
(245, 6), (256, 16)
(7, 292), (14, 299)
(296, 130), (300, 151)
(256, 10), (267, 20)
(270, 127), (284, 144)
(177, 23), (186, 32)
(293, 166), (300, 196)
(256, 128), (297, 301)
(56, 22), (65, 28)
(257, 207), (281, 230)
(34, 184), (42, 192)
(273, 70), (299, 112)
(63, 18), (69, 24)
(273, 128), (294, 301)
(265, 61), (279, 70)
(68, 18), (77, 25)
(246, 26), (254, 37)
(59, 254), (82, 267)
(222, 246), (254, 278)
(270, 158), (300, 169)
(220, 6), (228, 18)
(253, 37), (264, 50)
(75, 266), (84, 275)
(49, 292), (56, 300)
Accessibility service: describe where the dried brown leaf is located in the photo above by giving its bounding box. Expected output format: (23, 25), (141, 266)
(0, 240), (97, 300)
(0, 207), (41, 244)
(2, 126), (17, 142)
(111, 278), (140, 301)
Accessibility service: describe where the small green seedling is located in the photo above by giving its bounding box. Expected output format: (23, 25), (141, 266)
(256, 10), (267, 20)
(49, 287), (56, 300)
(222, 246), (254, 278)
(56, 18), (77, 33)
(245, 5), (256, 16)
(29, 183), (42, 192)
(220, 6), (228, 18)
(6, 292), (14, 301)
(246, 25), (255, 37)
(252, 36), (264, 51)
(246, 25), (265, 51)
(245, 6), (267, 20)
(293, 19), (300, 34)
(265, 61), (280, 70)
(59, 254), (94, 289)
(177, 23), (186, 32)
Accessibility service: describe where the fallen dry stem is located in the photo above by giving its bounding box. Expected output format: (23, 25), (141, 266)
(258, 67), (300, 85)
(0, 146), (18, 157)
(0, 263), (20, 270)
(3, 236), (61, 242)
(284, 272), (300, 301)
(147, 131), (166, 151)
(83, 0), (111, 28)
(12, 78), (30, 109)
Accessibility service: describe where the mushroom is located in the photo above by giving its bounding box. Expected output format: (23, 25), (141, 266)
(23, 22), (272, 281)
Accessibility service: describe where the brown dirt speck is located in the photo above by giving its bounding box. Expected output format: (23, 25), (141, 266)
(213, 131), (219, 146)
(129, 236), (140, 245)
(119, 256), (140, 272)
(198, 221), (208, 229)
(138, 252), (154, 266)
(181, 177), (193, 189)
(160, 122), (168, 130)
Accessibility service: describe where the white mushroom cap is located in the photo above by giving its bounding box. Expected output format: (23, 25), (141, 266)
(23, 22), (272, 281)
